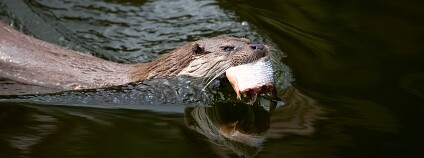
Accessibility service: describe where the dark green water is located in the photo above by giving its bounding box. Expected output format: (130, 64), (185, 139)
(1, 0), (423, 157)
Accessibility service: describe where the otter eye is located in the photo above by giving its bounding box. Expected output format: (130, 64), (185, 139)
(222, 46), (234, 52)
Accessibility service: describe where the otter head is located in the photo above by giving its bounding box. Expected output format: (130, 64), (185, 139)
(178, 36), (270, 80)
(178, 36), (274, 103)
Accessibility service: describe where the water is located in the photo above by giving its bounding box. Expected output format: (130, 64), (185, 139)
(1, 0), (423, 157)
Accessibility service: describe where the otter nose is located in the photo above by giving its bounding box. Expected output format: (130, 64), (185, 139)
(250, 44), (265, 50)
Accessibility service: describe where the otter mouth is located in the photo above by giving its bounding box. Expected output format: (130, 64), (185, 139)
(225, 57), (274, 104)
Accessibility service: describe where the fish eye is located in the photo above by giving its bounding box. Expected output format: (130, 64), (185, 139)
(222, 46), (234, 52)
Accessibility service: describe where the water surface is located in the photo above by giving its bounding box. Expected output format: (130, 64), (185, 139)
(1, 0), (423, 157)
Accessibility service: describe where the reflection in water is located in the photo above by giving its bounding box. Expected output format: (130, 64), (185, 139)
(184, 87), (324, 157)
(185, 102), (272, 157)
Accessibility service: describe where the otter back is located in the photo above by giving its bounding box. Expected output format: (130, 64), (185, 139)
(0, 22), (132, 91)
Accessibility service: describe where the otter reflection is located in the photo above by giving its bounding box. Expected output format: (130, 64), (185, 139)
(184, 101), (275, 157)
(184, 87), (324, 157)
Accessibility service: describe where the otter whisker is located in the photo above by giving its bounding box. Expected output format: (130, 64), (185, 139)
(200, 59), (228, 82)
(202, 61), (225, 82)
(205, 59), (228, 77)
(202, 66), (230, 91)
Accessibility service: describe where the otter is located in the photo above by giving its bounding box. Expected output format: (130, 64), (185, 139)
(0, 21), (273, 101)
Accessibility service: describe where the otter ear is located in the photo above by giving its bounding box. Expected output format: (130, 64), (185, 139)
(192, 43), (206, 54)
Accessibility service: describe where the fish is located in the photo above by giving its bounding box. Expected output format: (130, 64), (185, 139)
(226, 57), (274, 104)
